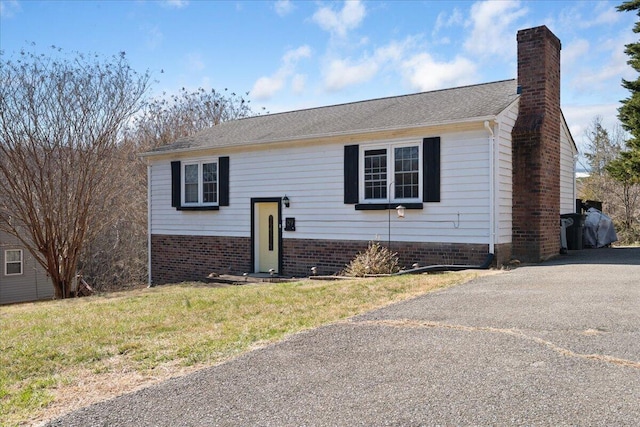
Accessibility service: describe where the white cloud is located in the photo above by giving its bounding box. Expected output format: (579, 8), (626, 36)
(252, 75), (285, 100)
(464, 0), (528, 58)
(283, 45), (312, 63)
(433, 8), (463, 35)
(291, 74), (306, 94)
(251, 45), (312, 100)
(185, 52), (205, 72)
(312, 0), (366, 38)
(162, 0), (189, 9)
(274, 0), (293, 17)
(562, 39), (590, 69)
(587, 2), (620, 27)
(325, 58), (379, 91)
(402, 53), (479, 92)
(143, 24), (163, 50)
(563, 103), (622, 157)
(374, 41), (404, 63)
(557, 1), (620, 31)
(565, 32), (634, 97)
(0, 0), (21, 18)
(322, 40), (409, 91)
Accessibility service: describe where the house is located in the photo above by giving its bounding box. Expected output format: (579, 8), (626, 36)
(0, 230), (52, 304)
(141, 26), (577, 284)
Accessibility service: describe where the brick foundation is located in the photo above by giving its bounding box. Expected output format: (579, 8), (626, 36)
(151, 234), (497, 283)
(283, 238), (492, 277)
(151, 234), (251, 285)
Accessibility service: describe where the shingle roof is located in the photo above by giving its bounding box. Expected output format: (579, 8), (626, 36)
(145, 79), (519, 155)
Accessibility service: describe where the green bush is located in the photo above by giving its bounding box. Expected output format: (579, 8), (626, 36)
(343, 241), (400, 276)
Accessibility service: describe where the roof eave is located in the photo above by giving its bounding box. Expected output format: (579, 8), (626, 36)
(139, 114), (499, 158)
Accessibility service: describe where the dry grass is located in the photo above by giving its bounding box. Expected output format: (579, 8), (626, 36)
(0, 272), (484, 426)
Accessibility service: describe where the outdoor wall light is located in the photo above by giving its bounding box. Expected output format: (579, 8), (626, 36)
(396, 205), (406, 218)
(283, 195), (290, 208)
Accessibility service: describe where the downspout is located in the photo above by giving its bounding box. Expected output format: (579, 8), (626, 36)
(573, 153), (579, 209)
(484, 120), (496, 255)
(147, 162), (152, 287)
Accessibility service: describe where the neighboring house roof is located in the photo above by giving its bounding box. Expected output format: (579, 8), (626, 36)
(144, 79), (519, 155)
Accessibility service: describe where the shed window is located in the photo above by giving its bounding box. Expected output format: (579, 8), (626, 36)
(5, 249), (23, 276)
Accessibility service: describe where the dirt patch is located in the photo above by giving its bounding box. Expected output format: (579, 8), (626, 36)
(29, 360), (204, 427)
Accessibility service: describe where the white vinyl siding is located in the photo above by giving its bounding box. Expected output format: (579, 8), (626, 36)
(495, 101), (518, 244)
(149, 128), (494, 245)
(560, 119), (578, 214)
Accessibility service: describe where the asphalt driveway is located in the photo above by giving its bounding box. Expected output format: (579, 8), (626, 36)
(47, 247), (640, 426)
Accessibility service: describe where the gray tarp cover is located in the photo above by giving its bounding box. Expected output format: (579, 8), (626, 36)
(583, 207), (618, 248)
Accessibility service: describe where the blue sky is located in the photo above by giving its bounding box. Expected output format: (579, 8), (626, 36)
(1, 0), (637, 165)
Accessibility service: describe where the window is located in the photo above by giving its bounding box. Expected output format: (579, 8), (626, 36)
(182, 160), (218, 206)
(345, 137), (439, 207)
(394, 146), (420, 199)
(5, 249), (22, 276)
(171, 157), (229, 210)
(362, 143), (421, 202)
(364, 149), (387, 199)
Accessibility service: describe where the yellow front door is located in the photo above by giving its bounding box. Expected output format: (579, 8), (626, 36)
(255, 202), (279, 273)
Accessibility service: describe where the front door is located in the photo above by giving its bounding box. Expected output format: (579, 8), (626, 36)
(253, 200), (280, 273)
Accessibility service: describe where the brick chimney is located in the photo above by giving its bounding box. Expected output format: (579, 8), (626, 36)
(512, 26), (562, 262)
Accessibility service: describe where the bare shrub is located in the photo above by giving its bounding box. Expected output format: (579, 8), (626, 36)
(343, 241), (399, 276)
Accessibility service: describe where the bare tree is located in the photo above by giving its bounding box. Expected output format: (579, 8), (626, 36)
(77, 86), (256, 290)
(0, 46), (150, 298)
(77, 138), (149, 291)
(583, 116), (624, 176)
(579, 116), (640, 243)
(129, 86), (254, 149)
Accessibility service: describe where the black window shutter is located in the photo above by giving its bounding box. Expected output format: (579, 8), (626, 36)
(171, 161), (181, 208)
(219, 156), (229, 206)
(344, 145), (359, 204)
(423, 137), (440, 202)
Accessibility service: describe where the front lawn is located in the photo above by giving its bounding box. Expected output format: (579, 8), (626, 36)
(0, 272), (481, 426)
